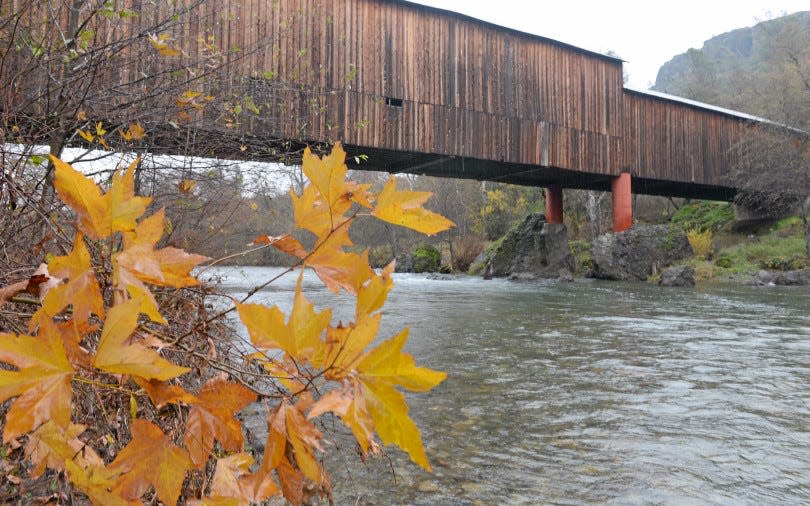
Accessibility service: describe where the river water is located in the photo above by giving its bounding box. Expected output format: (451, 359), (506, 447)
(204, 267), (810, 505)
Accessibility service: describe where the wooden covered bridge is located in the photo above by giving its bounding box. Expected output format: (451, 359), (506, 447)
(7, 0), (802, 231)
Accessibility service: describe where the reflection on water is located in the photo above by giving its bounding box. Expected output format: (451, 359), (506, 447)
(204, 267), (810, 505)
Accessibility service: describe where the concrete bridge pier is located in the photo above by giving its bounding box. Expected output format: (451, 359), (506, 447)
(612, 173), (633, 232)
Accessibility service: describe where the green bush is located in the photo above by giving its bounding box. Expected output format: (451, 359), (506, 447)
(714, 255), (733, 269)
(671, 202), (734, 232)
(759, 255), (809, 271)
(569, 240), (593, 274)
(412, 244), (441, 273)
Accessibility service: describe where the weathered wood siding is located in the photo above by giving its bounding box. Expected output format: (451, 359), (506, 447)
(220, 0), (625, 175)
(622, 90), (749, 186)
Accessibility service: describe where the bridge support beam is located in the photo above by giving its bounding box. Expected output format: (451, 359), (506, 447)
(611, 173), (633, 232)
(545, 185), (564, 224)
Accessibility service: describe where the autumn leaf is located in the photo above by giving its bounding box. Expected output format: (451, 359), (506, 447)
(178, 178), (197, 194)
(264, 400), (326, 486)
(51, 156), (108, 239)
(51, 156), (151, 239)
(356, 261), (395, 319)
(183, 375), (257, 468)
(93, 298), (190, 381)
(116, 208), (209, 288)
(31, 233), (104, 331)
(291, 144), (371, 240)
(252, 234), (308, 258)
(236, 273), (331, 363)
(77, 129), (95, 143)
(0, 320), (74, 442)
(25, 421), (103, 477)
(120, 122), (145, 141)
(133, 378), (198, 409)
(148, 33), (182, 57)
(109, 419), (192, 505)
(303, 227), (374, 294)
(321, 313), (381, 378)
(206, 453), (279, 505)
(354, 328), (447, 470)
(65, 460), (135, 506)
(372, 176), (455, 235)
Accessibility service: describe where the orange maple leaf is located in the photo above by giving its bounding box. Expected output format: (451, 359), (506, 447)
(0, 320), (74, 442)
(263, 400), (327, 487)
(372, 176), (455, 235)
(93, 298), (190, 381)
(183, 375), (257, 468)
(205, 453), (279, 505)
(109, 419), (192, 505)
(133, 378), (198, 409)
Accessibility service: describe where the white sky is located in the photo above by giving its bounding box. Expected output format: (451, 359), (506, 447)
(408, 0), (810, 89)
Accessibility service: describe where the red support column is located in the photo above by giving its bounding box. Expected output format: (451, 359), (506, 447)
(545, 185), (563, 224)
(611, 173), (633, 232)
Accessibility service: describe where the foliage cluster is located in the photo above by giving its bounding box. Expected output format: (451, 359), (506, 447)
(568, 240), (594, 275)
(671, 202), (734, 233)
(686, 229), (713, 259)
(411, 245), (442, 273)
(0, 144), (454, 505)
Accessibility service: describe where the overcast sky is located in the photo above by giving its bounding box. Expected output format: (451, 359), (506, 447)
(408, 1), (809, 89)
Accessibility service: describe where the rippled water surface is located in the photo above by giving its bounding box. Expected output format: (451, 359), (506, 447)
(204, 267), (810, 505)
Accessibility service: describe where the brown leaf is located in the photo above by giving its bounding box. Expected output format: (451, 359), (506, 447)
(109, 419), (192, 505)
(183, 375), (257, 468)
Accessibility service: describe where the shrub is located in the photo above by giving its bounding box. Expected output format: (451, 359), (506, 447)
(369, 245), (394, 268)
(569, 240), (593, 274)
(412, 244), (441, 272)
(687, 228), (713, 258)
(452, 235), (485, 272)
(672, 202), (734, 232)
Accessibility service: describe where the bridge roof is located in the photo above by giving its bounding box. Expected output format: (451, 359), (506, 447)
(625, 87), (808, 135)
(394, 0), (624, 64)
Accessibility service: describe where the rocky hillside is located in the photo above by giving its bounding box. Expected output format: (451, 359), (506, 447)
(652, 11), (810, 129)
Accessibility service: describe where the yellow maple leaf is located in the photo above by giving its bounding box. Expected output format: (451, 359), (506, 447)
(120, 122), (146, 142)
(148, 33), (182, 57)
(0, 320), (74, 442)
(356, 328), (447, 470)
(65, 460), (135, 506)
(31, 233), (104, 331)
(372, 176), (455, 235)
(51, 156), (151, 239)
(25, 420), (103, 477)
(236, 273), (331, 364)
(93, 298), (190, 381)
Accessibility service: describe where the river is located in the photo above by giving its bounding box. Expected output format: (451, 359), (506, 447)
(203, 266), (810, 505)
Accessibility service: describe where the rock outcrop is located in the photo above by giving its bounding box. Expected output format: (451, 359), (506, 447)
(484, 214), (574, 280)
(659, 265), (696, 287)
(756, 268), (810, 286)
(591, 225), (692, 281)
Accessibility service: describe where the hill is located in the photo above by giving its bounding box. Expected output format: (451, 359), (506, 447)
(652, 11), (810, 130)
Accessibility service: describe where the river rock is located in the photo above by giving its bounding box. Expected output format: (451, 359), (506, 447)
(590, 225), (693, 281)
(394, 253), (414, 273)
(659, 265), (696, 287)
(756, 268), (810, 285)
(485, 213), (574, 279)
